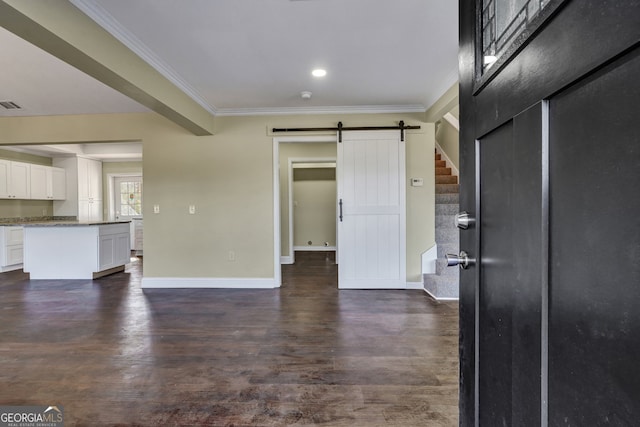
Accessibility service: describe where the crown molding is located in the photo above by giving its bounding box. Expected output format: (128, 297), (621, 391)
(69, 1), (445, 120)
(69, 0), (218, 115)
(215, 104), (427, 117)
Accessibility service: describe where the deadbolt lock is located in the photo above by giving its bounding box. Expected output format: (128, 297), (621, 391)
(455, 211), (475, 230)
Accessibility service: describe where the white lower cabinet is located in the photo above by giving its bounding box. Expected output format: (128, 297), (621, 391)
(98, 225), (131, 271)
(23, 222), (130, 279)
(131, 219), (143, 253)
(0, 226), (24, 272)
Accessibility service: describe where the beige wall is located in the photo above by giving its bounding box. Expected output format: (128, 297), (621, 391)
(436, 119), (459, 171)
(0, 148), (54, 218)
(0, 112), (434, 283)
(293, 174), (336, 248)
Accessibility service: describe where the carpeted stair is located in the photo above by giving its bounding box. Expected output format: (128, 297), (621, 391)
(424, 151), (460, 299)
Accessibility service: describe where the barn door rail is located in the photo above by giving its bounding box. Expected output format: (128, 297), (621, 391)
(272, 121), (420, 142)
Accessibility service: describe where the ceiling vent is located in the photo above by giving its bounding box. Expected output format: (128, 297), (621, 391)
(0, 101), (22, 110)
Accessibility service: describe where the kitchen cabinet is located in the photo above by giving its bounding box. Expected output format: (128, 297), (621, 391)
(131, 218), (143, 254)
(30, 165), (66, 200)
(23, 221), (130, 279)
(78, 157), (102, 202)
(79, 199), (103, 223)
(0, 226), (23, 272)
(0, 160), (31, 199)
(53, 156), (103, 221)
(98, 224), (131, 272)
(78, 157), (102, 221)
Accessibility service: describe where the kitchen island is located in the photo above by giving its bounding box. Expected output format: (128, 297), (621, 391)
(23, 221), (130, 279)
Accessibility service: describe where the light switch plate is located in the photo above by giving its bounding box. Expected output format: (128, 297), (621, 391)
(189, 205), (196, 214)
(153, 204), (160, 214)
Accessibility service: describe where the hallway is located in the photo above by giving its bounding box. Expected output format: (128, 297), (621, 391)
(0, 252), (458, 426)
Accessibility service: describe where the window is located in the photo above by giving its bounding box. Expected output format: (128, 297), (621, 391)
(114, 176), (142, 219)
(481, 0), (551, 72)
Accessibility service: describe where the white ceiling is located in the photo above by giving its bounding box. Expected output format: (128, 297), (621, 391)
(0, 0), (458, 158)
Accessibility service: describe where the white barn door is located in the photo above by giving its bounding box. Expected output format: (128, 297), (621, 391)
(337, 131), (406, 289)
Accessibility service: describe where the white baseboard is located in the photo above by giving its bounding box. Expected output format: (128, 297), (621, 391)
(293, 246), (337, 251)
(423, 288), (460, 301)
(141, 277), (279, 289)
(280, 256), (294, 265)
(406, 282), (424, 290)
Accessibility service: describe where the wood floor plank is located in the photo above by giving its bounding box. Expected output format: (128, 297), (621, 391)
(0, 251), (458, 426)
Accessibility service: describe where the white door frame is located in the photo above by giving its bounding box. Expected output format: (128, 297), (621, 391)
(272, 135), (337, 286)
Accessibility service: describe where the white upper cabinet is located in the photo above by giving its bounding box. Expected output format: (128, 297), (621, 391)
(30, 164), (48, 199)
(0, 160), (31, 199)
(76, 157), (103, 221)
(10, 162), (31, 199)
(0, 160), (9, 198)
(30, 165), (66, 200)
(78, 157), (102, 202)
(51, 167), (66, 200)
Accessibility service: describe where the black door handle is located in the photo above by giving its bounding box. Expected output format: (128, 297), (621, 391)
(339, 199), (343, 222)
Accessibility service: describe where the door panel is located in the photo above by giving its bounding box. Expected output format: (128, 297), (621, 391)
(478, 104), (544, 426)
(460, 0), (640, 425)
(478, 121), (515, 426)
(548, 49), (640, 425)
(338, 131), (405, 289)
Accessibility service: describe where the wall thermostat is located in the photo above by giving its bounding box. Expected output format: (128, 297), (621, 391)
(411, 178), (424, 187)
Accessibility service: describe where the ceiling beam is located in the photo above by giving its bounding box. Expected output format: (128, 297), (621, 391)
(0, 0), (214, 136)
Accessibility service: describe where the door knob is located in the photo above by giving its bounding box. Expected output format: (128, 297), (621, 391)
(455, 212), (475, 230)
(446, 251), (475, 269)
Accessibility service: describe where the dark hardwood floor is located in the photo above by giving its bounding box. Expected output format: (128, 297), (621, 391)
(0, 251), (458, 426)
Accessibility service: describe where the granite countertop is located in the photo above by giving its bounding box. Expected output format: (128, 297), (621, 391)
(22, 220), (131, 227)
(0, 217), (130, 227)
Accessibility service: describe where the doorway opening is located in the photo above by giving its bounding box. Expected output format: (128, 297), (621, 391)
(108, 173), (143, 256)
(273, 135), (337, 286)
(289, 159), (337, 264)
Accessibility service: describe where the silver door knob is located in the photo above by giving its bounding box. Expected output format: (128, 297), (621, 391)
(446, 251), (475, 269)
(455, 212), (475, 230)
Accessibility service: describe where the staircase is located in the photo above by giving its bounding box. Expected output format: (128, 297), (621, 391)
(424, 150), (460, 300)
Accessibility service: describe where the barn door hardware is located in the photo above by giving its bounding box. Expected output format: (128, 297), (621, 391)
(272, 121), (420, 142)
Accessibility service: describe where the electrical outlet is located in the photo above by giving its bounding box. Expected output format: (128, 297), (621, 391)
(153, 204), (160, 214)
(189, 205), (196, 214)
(228, 250), (236, 262)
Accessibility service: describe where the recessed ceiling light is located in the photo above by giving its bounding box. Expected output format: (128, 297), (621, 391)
(312, 69), (327, 77)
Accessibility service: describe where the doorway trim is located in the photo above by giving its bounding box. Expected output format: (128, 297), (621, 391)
(106, 172), (143, 221)
(273, 135), (337, 285)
